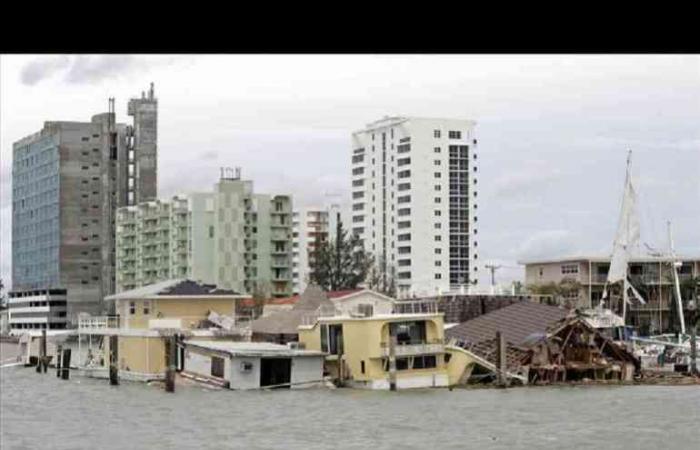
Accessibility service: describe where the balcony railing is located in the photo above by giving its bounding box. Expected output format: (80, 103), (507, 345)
(380, 339), (445, 357)
(78, 316), (120, 331)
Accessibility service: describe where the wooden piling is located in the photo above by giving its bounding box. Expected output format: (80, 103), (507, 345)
(61, 348), (71, 380)
(690, 308), (697, 376)
(109, 335), (119, 386)
(56, 345), (63, 378)
(496, 331), (507, 388)
(165, 335), (176, 393)
(389, 335), (397, 391)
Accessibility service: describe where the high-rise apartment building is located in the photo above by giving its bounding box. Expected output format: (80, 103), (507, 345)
(291, 204), (345, 295)
(115, 169), (294, 298)
(350, 116), (479, 297)
(10, 85), (158, 325)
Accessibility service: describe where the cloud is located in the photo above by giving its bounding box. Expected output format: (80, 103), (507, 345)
(19, 55), (190, 86)
(20, 56), (71, 85)
(516, 229), (581, 261)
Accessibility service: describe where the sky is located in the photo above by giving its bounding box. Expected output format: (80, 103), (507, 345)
(1, 54), (699, 290)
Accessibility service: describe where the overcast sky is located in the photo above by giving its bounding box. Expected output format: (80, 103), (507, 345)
(1, 54), (699, 289)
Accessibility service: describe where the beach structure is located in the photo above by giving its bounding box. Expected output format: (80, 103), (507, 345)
(181, 340), (325, 389)
(250, 285), (396, 344)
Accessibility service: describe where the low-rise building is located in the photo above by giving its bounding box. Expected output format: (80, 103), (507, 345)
(7, 288), (69, 333)
(298, 299), (450, 389)
(251, 285), (396, 344)
(519, 255), (700, 334)
(182, 340), (325, 389)
(77, 279), (251, 381)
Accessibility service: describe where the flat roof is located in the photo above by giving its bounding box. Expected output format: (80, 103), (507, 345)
(518, 254), (700, 265)
(183, 340), (326, 357)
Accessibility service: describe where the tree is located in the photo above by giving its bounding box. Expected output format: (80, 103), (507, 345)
(367, 256), (397, 298)
(309, 220), (372, 291)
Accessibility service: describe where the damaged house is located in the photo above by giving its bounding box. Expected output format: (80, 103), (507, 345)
(446, 301), (639, 385)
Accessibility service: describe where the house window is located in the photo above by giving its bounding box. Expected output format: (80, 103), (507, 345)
(361, 360), (365, 374)
(561, 264), (579, 275)
(449, 131), (461, 139)
(211, 356), (225, 378)
(143, 301), (150, 315)
(433, 130), (441, 138)
(129, 301), (136, 315)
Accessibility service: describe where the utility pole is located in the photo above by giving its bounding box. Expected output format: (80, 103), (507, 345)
(485, 264), (502, 293)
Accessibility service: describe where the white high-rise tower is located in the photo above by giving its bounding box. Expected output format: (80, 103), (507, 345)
(350, 116), (479, 297)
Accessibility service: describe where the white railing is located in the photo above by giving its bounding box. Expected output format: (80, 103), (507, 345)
(380, 339), (445, 357)
(393, 300), (439, 315)
(78, 316), (120, 330)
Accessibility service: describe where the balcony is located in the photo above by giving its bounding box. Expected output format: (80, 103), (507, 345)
(380, 339), (445, 357)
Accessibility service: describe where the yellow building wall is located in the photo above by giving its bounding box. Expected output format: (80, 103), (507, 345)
(118, 297), (238, 329)
(103, 335), (165, 375)
(118, 336), (166, 374)
(445, 346), (477, 386)
(299, 315), (447, 383)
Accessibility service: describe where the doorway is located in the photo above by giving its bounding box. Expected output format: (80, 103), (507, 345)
(260, 358), (291, 388)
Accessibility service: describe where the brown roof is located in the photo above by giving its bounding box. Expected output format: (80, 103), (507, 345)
(251, 284), (334, 335)
(446, 301), (572, 349)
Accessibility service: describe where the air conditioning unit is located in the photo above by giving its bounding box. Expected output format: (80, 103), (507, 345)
(240, 361), (253, 372)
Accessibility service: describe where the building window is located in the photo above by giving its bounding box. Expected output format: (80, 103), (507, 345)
(434, 172), (441, 178)
(143, 301), (150, 315)
(434, 185), (441, 191)
(434, 160), (441, 166)
(434, 147), (441, 153)
(435, 248), (442, 254)
(435, 235), (441, 241)
(435, 261), (442, 267)
(434, 223), (441, 229)
(561, 264), (579, 274)
(434, 210), (441, 216)
(434, 130), (441, 138)
(129, 301), (136, 315)
(435, 273), (442, 279)
(361, 360), (365, 374)
(449, 131), (461, 139)
(435, 197), (441, 203)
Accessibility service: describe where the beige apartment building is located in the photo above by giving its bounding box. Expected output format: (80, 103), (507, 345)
(520, 255), (700, 334)
(115, 170), (293, 297)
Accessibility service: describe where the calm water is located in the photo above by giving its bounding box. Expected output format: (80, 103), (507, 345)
(1, 363), (699, 449)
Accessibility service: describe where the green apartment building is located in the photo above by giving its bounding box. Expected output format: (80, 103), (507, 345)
(115, 169), (293, 297)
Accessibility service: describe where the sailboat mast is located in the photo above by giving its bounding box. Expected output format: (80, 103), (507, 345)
(668, 221), (686, 337)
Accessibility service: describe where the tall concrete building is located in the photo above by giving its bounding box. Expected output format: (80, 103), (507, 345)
(11, 84), (158, 325)
(350, 116), (479, 297)
(115, 169), (294, 298)
(291, 203), (346, 295)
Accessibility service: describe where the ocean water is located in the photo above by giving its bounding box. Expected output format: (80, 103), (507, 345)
(1, 359), (699, 449)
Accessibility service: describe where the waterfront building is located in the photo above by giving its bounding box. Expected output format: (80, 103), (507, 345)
(115, 169), (294, 297)
(298, 298), (450, 389)
(350, 116), (479, 298)
(77, 279), (250, 381)
(7, 289), (68, 332)
(251, 285), (396, 344)
(519, 255), (700, 333)
(11, 84), (158, 323)
(291, 203), (346, 295)
(181, 340), (325, 389)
